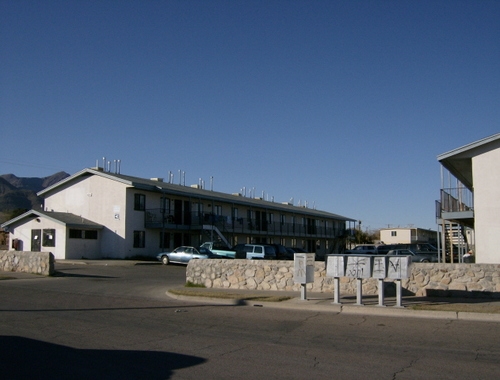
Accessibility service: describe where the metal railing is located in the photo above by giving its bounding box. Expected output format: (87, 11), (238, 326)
(440, 188), (473, 213)
(144, 209), (343, 238)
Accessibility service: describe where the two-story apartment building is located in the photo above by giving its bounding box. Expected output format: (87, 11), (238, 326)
(2, 167), (356, 260)
(436, 133), (500, 264)
(379, 227), (437, 246)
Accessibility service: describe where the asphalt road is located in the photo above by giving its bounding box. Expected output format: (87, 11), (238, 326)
(1, 262), (499, 379)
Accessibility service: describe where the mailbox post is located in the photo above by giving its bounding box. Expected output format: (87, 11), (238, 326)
(346, 255), (372, 306)
(294, 253), (315, 300)
(372, 256), (387, 307)
(387, 256), (412, 307)
(326, 255), (346, 304)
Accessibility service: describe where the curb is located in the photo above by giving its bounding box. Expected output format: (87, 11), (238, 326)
(167, 291), (500, 323)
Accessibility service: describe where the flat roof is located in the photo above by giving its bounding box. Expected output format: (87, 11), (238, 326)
(38, 168), (356, 222)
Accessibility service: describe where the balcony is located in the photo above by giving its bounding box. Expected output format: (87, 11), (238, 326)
(437, 188), (474, 228)
(144, 209), (343, 238)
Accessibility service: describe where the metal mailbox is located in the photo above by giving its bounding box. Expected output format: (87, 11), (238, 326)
(372, 256), (387, 279)
(326, 255), (346, 278)
(387, 255), (412, 279)
(294, 253), (315, 284)
(346, 255), (372, 278)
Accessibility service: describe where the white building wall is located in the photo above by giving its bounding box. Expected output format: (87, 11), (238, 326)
(66, 232), (101, 260)
(9, 219), (66, 260)
(472, 148), (500, 263)
(380, 229), (411, 244)
(44, 175), (129, 258)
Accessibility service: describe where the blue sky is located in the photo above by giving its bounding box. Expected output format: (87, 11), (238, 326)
(1, 0), (499, 231)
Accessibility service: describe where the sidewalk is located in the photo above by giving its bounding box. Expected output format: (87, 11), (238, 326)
(166, 286), (500, 323)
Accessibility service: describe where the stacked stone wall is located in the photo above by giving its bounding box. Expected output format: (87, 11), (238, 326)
(0, 250), (55, 276)
(187, 259), (500, 298)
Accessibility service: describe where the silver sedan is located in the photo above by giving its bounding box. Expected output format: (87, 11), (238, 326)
(156, 246), (216, 265)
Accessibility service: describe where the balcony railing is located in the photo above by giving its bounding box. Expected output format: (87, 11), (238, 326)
(144, 209), (343, 238)
(440, 188), (473, 213)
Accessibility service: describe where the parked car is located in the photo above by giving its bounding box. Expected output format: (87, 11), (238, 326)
(377, 243), (438, 256)
(157, 246), (220, 265)
(232, 244), (277, 260)
(286, 247), (307, 253)
(345, 244), (379, 255)
(386, 249), (438, 263)
(200, 241), (236, 258)
(269, 244), (294, 260)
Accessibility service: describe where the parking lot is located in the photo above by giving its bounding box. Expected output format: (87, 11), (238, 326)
(1, 261), (500, 379)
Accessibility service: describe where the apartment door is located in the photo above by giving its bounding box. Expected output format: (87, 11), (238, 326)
(31, 229), (41, 252)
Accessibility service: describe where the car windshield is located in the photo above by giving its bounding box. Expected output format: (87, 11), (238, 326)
(197, 247), (211, 255)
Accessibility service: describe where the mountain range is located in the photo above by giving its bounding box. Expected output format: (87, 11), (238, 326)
(0, 172), (70, 224)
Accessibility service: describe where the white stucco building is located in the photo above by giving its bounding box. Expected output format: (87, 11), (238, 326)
(2, 167), (355, 260)
(437, 133), (500, 264)
(379, 227), (437, 246)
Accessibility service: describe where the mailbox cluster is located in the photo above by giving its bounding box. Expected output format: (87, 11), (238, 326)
(326, 255), (412, 280)
(326, 255), (412, 307)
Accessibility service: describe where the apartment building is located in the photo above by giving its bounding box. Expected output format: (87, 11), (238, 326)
(2, 167), (355, 260)
(379, 227), (437, 246)
(436, 133), (500, 263)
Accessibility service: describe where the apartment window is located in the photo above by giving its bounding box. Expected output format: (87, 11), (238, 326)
(161, 197), (170, 213)
(391, 231), (397, 237)
(42, 229), (56, 247)
(232, 207), (239, 224)
(159, 232), (170, 249)
(280, 214), (285, 225)
(133, 231), (145, 248)
(134, 194), (145, 211)
(69, 229), (98, 239)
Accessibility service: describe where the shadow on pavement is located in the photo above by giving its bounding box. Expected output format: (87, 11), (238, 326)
(0, 336), (206, 380)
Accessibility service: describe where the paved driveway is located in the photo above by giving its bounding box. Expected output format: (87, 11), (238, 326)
(1, 262), (500, 379)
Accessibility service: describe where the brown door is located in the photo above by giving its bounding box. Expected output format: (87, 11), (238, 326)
(31, 229), (41, 252)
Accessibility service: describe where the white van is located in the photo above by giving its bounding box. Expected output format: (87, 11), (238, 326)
(233, 244), (277, 260)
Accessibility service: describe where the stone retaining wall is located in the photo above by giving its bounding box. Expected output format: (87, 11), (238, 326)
(0, 250), (55, 276)
(186, 259), (500, 298)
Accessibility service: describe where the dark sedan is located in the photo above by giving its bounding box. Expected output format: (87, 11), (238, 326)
(386, 249), (438, 263)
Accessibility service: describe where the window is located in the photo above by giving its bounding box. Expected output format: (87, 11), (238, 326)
(161, 197), (171, 213)
(391, 231), (397, 237)
(85, 230), (98, 239)
(42, 229), (55, 247)
(159, 232), (170, 249)
(69, 229), (98, 239)
(134, 194), (145, 211)
(133, 231), (145, 248)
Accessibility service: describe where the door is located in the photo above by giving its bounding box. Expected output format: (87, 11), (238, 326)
(174, 200), (183, 224)
(31, 229), (41, 252)
(182, 247), (194, 263)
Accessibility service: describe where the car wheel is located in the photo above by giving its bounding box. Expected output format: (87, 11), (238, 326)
(161, 255), (170, 265)
(421, 259), (429, 263)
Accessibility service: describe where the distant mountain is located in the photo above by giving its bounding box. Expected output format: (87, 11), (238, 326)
(0, 171), (70, 224)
